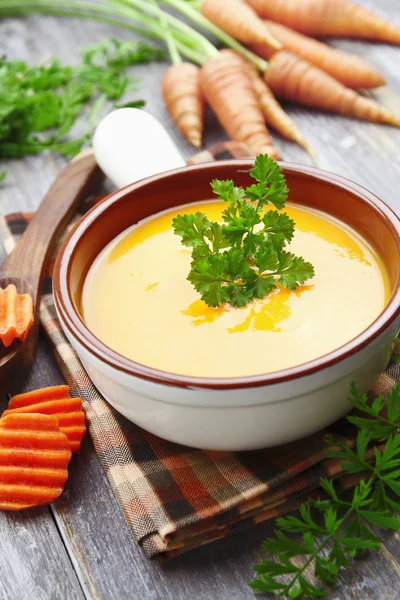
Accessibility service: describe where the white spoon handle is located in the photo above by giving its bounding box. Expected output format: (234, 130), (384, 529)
(93, 108), (186, 188)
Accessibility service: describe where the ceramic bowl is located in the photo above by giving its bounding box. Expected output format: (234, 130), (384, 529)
(53, 161), (400, 451)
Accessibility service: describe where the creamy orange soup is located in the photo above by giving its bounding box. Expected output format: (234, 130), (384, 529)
(82, 201), (390, 378)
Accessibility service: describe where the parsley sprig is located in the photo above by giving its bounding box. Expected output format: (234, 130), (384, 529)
(173, 155), (315, 308)
(251, 381), (400, 598)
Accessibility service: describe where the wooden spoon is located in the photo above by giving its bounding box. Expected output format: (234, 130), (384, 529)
(0, 150), (104, 393)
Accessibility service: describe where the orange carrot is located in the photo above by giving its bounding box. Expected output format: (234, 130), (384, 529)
(6, 386), (70, 408)
(265, 51), (400, 127)
(162, 63), (204, 148)
(251, 73), (317, 163)
(0, 284), (33, 347)
(200, 50), (280, 158)
(201, 0), (281, 50)
(250, 21), (385, 89)
(4, 385), (86, 453)
(246, 0), (400, 45)
(0, 413), (71, 511)
(228, 51), (316, 161)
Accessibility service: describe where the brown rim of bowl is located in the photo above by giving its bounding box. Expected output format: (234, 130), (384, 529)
(54, 160), (400, 391)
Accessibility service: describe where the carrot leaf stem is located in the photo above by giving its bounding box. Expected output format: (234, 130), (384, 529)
(149, 0), (181, 64)
(113, 0), (218, 59)
(158, 0), (268, 71)
(0, 0), (210, 64)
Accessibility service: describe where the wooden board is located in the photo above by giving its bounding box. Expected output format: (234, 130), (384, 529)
(1, 1), (400, 598)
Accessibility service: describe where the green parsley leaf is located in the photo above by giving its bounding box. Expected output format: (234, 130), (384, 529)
(263, 210), (295, 249)
(277, 253), (315, 290)
(172, 212), (212, 254)
(249, 274), (277, 299)
(246, 154), (289, 209)
(188, 254), (229, 307)
(254, 243), (279, 273)
(211, 178), (245, 205)
(174, 155), (315, 308)
(205, 222), (230, 254)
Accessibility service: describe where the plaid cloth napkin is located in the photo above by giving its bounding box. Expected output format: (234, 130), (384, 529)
(1, 141), (398, 560)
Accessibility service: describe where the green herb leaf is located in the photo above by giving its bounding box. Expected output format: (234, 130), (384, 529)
(246, 154), (289, 209)
(172, 212), (212, 253)
(277, 253), (315, 290)
(262, 210), (295, 249)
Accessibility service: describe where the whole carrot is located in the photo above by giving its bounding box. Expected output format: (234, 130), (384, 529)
(251, 74), (317, 163)
(229, 51), (316, 161)
(265, 51), (400, 127)
(200, 0), (281, 50)
(162, 63), (204, 148)
(200, 50), (280, 158)
(246, 0), (400, 45)
(250, 21), (385, 89)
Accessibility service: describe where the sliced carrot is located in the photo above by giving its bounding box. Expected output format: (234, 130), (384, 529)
(265, 51), (400, 127)
(5, 399), (82, 416)
(0, 447), (72, 468)
(0, 413), (71, 511)
(162, 62), (204, 148)
(246, 0), (400, 44)
(5, 386), (86, 453)
(0, 284), (33, 347)
(69, 441), (82, 453)
(200, 50), (280, 158)
(53, 412), (86, 427)
(250, 21), (385, 89)
(0, 428), (71, 449)
(201, 0), (281, 49)
(0, 466), (68, 487)
(8, 385), (70, 408)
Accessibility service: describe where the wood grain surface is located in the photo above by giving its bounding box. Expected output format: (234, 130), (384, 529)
(1, 1), (400, 598)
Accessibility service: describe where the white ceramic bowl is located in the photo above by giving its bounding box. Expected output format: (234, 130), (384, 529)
(54, 161), (400, 451)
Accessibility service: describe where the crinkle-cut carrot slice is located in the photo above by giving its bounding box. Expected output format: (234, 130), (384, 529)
(8, 385), (70, 408)
(5, 386), (86, 453)
(55, 412), (85, 427)
(0, 466), (68, 487)
(0, 413), (71, 511)
(69, 441), (82, 453)
(0, 284), (34, 347)
(4, 398), (82, 416)
(0, 447), (72, 468)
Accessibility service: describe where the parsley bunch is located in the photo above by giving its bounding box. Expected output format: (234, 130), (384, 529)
(0, 38), (164, 161)
(173, 155), (315, 308)
(251, 381), (400, 598)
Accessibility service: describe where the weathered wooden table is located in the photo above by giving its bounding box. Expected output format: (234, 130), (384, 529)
(1, 2), (400, 598)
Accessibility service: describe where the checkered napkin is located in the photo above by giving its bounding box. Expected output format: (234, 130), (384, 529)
(1, 141), (398, 560)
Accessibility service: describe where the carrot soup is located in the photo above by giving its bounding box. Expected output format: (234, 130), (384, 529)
(82, 201), (389, 378)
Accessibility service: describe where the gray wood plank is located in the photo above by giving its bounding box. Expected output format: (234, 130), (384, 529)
(0, 506), (85, 600)
(1, 0), (400, 598)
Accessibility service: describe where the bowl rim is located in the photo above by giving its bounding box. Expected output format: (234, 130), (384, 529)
(53, 159), (400, 390)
